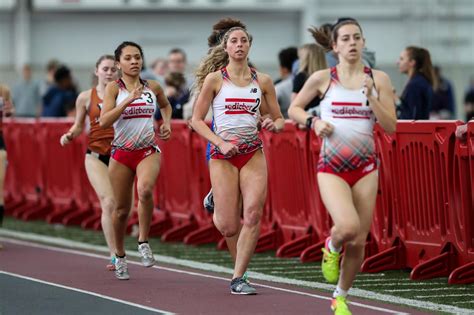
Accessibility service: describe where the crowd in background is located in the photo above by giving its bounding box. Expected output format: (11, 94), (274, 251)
(9, 23), (474, 124)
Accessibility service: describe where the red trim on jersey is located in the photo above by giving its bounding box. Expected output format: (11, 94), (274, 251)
(123, 115), (153, 119)
(332, 102), (363, 106)
(333, 116), (371, 119)
(127, 102), (148, 107)
(224, 110), (255, 115)
(225, 98), (257, 103)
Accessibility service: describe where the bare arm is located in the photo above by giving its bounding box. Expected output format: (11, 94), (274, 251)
(100, 82), (141, 129)
(367, 71), (397, 134)
(288, 70), (334, 137)
(149, 80), (172, 140)
(288, 69), (328, 124)
(190, 72), (224, 147)
(258, 73), (284, 132)
(60, 90), (89, 146)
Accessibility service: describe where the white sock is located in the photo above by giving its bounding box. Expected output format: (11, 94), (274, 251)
(333, 285), (349, 298)
(329, 239), (342, 253)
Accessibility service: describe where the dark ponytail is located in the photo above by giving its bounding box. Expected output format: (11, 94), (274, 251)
(406, 46), (435, 88)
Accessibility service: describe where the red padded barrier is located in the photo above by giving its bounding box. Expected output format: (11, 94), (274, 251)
(40, 119), (81, 224)
(447, 121), (474, 284)
(4, 119), (25, 212)
(62, 134), (97, 227)
(363, 121), (474, 283)
(361, 123), (407, 272)
(156, 121), (210, 242)
(257, 125), (314, 256)
(7, 119), (51, 220)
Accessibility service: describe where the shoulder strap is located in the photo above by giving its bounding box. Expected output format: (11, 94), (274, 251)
(250, 67), (258, 82)
(330, 66), (338, 82)
(116, 79), (126, 90)
(220, 67), (230, 81)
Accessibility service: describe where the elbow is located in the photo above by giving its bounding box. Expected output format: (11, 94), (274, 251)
(190, 117), (202, 130)
(287, 106), (295, 121)
(383, 120), (397, 135)
(99, 119), (110, 129)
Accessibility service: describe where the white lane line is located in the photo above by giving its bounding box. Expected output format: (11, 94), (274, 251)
(355, 282), (447, 287)
(354, 278), (446, 283)
(2, 230), (473, 314)
(0, 271), (174, 314)
(415, 294), (474, 299)
(384, 287), (471, 293)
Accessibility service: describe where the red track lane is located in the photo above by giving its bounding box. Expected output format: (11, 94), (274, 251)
(0, 240), (429, 315)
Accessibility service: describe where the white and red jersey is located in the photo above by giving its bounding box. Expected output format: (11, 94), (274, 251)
(210, 67), (263, 158)
(112, 79), (157, 151)
(318, 66), (377, 172)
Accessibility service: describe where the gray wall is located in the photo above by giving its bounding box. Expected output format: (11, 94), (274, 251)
(1, 0), (473, 118)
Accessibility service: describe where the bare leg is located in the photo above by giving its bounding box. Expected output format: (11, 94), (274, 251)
(210, 159), (241, 262)
(338, 171), (378, 290)
(233, 150), (267, 279)
(85, 155), (116, 257)
(135, 153), (161, 242)
(108, 159), (135, 256)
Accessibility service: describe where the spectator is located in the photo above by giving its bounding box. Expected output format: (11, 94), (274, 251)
(42, 65), (78, 117)
(149, 58), (168, 87)
(12, 64), (41, 117)
(397, 46), (435, 120)
(292, 43), (327, 115)
(40, 59), (60, 98)
(275, 47), (298, 118)
(431, 66), (455, 119)
(155, 72), (189, 120)
(168, 48), (193, 92)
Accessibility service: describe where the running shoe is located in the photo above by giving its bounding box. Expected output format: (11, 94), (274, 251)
(230, 276), (257, 295)
(203, 189), (214, 214)
(114, 256), (129, 280)
(106, 256), (116, 271)
(321, 237), (340, 284)
(138, 243), (156, 267)
(331, 296), (352, 315)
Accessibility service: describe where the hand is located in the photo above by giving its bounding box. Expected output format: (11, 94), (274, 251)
(261, 117), (276, 132)
(128, 86), (143, 103)
(60, 132), (73, 146)
(455, 124), (468, 139)
(159, 122), (171, 140)
(313, 120), (334, 138)
(363, 74), (375, 99)
(217, 140), (239, 157)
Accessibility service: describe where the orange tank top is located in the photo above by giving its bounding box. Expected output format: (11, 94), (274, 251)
(87, 88), (114, 155)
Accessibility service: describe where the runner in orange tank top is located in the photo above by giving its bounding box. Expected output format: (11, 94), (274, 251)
(60, 55), (122, 269)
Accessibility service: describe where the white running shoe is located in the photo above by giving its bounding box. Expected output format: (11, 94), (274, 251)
(138, 243), (156, 267)
(114, 256), (129, 280)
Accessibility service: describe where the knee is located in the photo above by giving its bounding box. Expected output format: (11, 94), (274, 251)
(336, 222), (360, 242)
(137, 183), (153, 202)
(213, 216), (239, 238)
(100, 196), (116, 214)
(114, 207), (130, 222)
(243, 206), (262, 228)
(347, 233), (369, 250)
